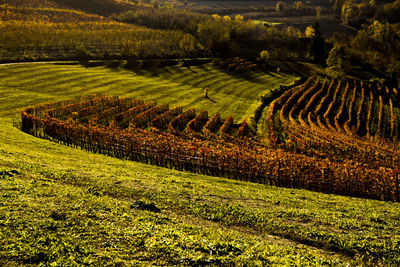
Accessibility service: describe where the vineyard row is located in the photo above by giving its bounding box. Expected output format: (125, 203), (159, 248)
(20, 96), (400, 202)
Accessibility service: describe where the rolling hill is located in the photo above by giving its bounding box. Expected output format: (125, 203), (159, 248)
(0, 61), (297, 122)
(1, 62), (400, 265)
(2, 0), (140, 16)
(1, 0), (400, 265)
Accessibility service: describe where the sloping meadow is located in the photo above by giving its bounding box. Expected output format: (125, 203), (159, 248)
(1, 62), (400, 265)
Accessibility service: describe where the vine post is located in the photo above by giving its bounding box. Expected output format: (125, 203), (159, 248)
(235, 152), (239, 180)
(396, 171), (399, 202)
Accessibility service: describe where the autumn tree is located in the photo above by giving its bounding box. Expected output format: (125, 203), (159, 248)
(294, 1), (304, 9)
(326, 44), (351, 79)
(305, 23), (325, 62)
(316, 6), (322, 18)
(259, 50), (270, 62)
(276, 1), (286, 13)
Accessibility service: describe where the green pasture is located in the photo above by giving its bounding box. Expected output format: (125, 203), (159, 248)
(0, 62), (297, 122)
(0, 62), (399, 265)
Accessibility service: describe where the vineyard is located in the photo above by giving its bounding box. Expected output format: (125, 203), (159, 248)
(21, 91), (400, 202)
(0, 5), (113, 23)
(1, 0), (139, 17)
(267, 76), (400, 169)
(2, 0), (400, 263)
(0, 4), (201, 62)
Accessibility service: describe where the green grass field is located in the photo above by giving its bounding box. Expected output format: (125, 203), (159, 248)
(1, 62), (400, 265)
(0, 62), (297, 122)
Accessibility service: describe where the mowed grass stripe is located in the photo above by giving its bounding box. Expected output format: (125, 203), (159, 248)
(160, 65), (243, 84)
(175, 76), (239, 95)
(0, 64), (62, 78)
(104, 70), (210, 100)
(126, 84), (182, 100)
(163, 68), (225, 85)
(45, 72), (140, 92)
(219, 80), (265, 97)
(105, 78), (183, 98)
(0, 67), (71, 85)
(189, 75), (235, 90)
(209, 79), (267, 102)
(0, 90), (62, 116)
(0, 62), (298, 123)
(24, 73), (113, 94)
(0, 64), (83, 79)
(16, 68), (168, 97)
(8, 65), (126, 89)
(162, 67), (262, 89)
(4, 65), (171, 97)
(2, 68), (94, 89)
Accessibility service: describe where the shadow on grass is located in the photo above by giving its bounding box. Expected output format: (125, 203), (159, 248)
(205, 96), (217, 103)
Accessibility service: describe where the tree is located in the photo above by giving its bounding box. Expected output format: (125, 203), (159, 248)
(223, 16), (231, 21)
(151, 0), (159, 8)
(334, 0), (344, 12)
(387, 58), (400, 88)
(305, 26), (315, 38)
(196, 20), (231, 56)
(326, 44), (351, 79)
(316, 6), (322, 18)
(305, 23), (325, 62)
(294, 1), (304, 9)
(311, 22), (325, 62)
(259, 50), (270, 62)
(212, 14), (221, 20)
(276, 2), (286, 13)
(179, 34), (196, 56)
(341, 3), (357, 25)
(234, 14), (244, 21)
(287, 26), (303, 38)
(75, 45), (90, 61)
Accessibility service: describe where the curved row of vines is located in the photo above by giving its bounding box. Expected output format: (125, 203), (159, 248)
(21, 94), (400, 201)
(267, 76), (400, 198)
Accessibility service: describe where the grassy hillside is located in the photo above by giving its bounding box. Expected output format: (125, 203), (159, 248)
(0, 62), (297, 122)
(1, 62), (400, 265)
(0, 120), (354, 266)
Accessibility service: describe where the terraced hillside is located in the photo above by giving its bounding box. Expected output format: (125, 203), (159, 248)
(268, 76), (400, 171)
(2, 62), (400, 265)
